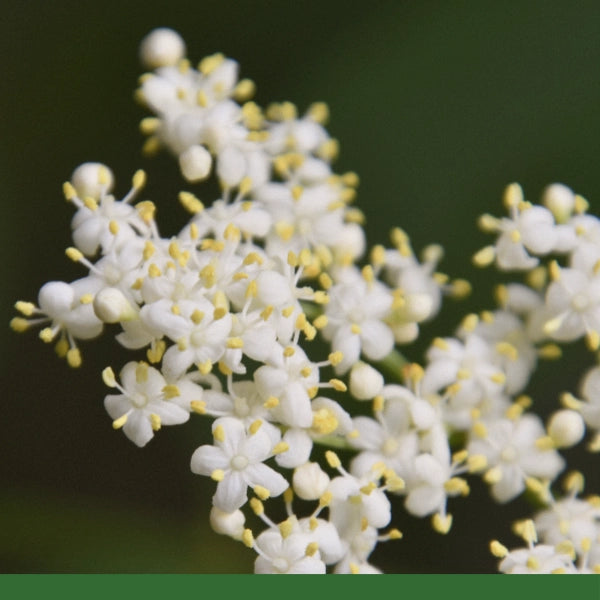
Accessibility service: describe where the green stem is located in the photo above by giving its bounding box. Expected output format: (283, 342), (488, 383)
(375, 348), (410, 382)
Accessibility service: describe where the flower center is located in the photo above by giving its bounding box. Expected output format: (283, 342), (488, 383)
(500, 445), (518, 463)
(571, 293), (590, 312)
(230, 454), (249, 470)
(190, 328), (205, 347)
(272, 557), (289, 573)
(382, 438), (399, 456)
(131, 392), (148, 408)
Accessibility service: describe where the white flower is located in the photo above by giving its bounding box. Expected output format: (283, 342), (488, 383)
(141, 298), (232, 379)
(253, 528), (326, 574)
(322, 268), (394, 374)
(190, 417), (288, 512)
(103, 361), (191, 447)
(498, 544), (576, 574)
(468, 414), (565, 502)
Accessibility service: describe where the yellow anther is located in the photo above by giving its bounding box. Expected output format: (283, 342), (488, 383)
(177, 338), (188, 351)
(319, 491), (333, 507)
(244, 280), (258, 300)
(139, 117), (160, 135)
(63, 181), (78, 201)
(325, 450), (341, 470)
(329, 378), (347, 392)
(242, 528), (254, 548)
(235, 176), (252, 196)
(311, 408), (338, 435)
(327, 351), (343, 367)
(213, 424), (225, 443)
(563, 471), (585, 494)
(307, 386), (319, 399)
(149, 413), (161, 432)
(444, 477), (470, 496)
(452, 450), (468, 465)
(112, 414), (128, 430)
(477, 213), (500, 232)
(457, 368), (471, 380)
(249, 497), (264, 517)
(295, 313), (307, 330)
(66, 348), (82, 368)
(509, 229), (521, 243)
(490, 372), (506, 385)
(273, 442), (289, 455)
(275, 222), (294, 241)
(263, 396), (279, 409)
(52, 337), (66, 357)
(350, 323), (362, 335)
(483, 466), (502, 485)
(538, 343), (562, 360)
(187, 310), (204, 326)
(472, 246), (495, 267)
(299, 248), (312, 268)
(387, 528), (403, 541)
(535, 436), (555, 451)
(300, 366), (312, 378)
(225, 337), (243, 350)
(66, 247), (83, 262)
(317, 138), (339, 161)
(210, 469), (225, 482)
(231, 77), (256, 102)
(131, 278), (144, 291)
(467, 454), (487, 473)
(503, 182), (523, 209)
(432, 513), (453, 534)
(310, 315), (327, 330)
(277, 518), (294, 540)
(359, 482), (376, 496)
(370, 395), (385, 413)
(190, 400), (207, 415)
(162, 384), (180, 399)
(178, 191), (205, 214)
(361, 265), (374, 283)
(505, 403), (524, 420)
(281, 306), (295, 318)
(146, 340), (166, 364)
(171, 304), (181, 316)
(249, 419), (262, 435)
(304, 541), (319, 558)
(260, 305), (274, 321)
(312, 290), (329, 305)
(102, 366), (117, 388)
(213, 307), (227, 320)
(131, 169), (146, 191)
(136, 201), (156, 224)
(15, 301), (36, 316)
(460, 313), (479, 332)
(549, 260), (561, 281)
(253, 485), (270, 501)
(283, 346), (296, 357)
(496, 341), (518, 361)
(82, 196), (98, 211)
(141, 136), (161, 157)
(574, 194), (589, 214)
(198, 360), (213, 375)
(148, 264), (162, 278)
(586, 330), (600, 351)
(134, 361), (148, 384)
(108, 220), (119, 235)
(433, 337), (449, 351)
(199, 52), (224, 75)
(340, 188), (357, 203)
(490, 540), (509, 558)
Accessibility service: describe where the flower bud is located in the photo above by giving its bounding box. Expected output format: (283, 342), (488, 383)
(542, 183), (575, 224)
(292, 462), (330, 500)
(93, 288), (137, 323)
(179, 145), (212, 182)
(139, 28), (186, 69)
(349, 361), (383, 400)
(209, 506), (245, 540)
(71, 162), (114, 199)
(547, 409), (585, 448)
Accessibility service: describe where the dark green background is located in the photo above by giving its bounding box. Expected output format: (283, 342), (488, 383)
(2, 0), (600, 573)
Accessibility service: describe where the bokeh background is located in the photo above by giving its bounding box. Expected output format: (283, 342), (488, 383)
(2, 0), (600, 573)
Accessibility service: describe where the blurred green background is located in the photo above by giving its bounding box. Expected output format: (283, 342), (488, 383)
(2, 0), (600, 573)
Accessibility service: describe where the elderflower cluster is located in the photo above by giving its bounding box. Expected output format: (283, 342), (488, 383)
(10, 28), (600, 574)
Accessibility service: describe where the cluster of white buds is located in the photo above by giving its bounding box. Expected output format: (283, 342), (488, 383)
(11, 28), (599, 573)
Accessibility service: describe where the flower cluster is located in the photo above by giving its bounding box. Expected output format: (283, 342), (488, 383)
(10, 28), (600, 573)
